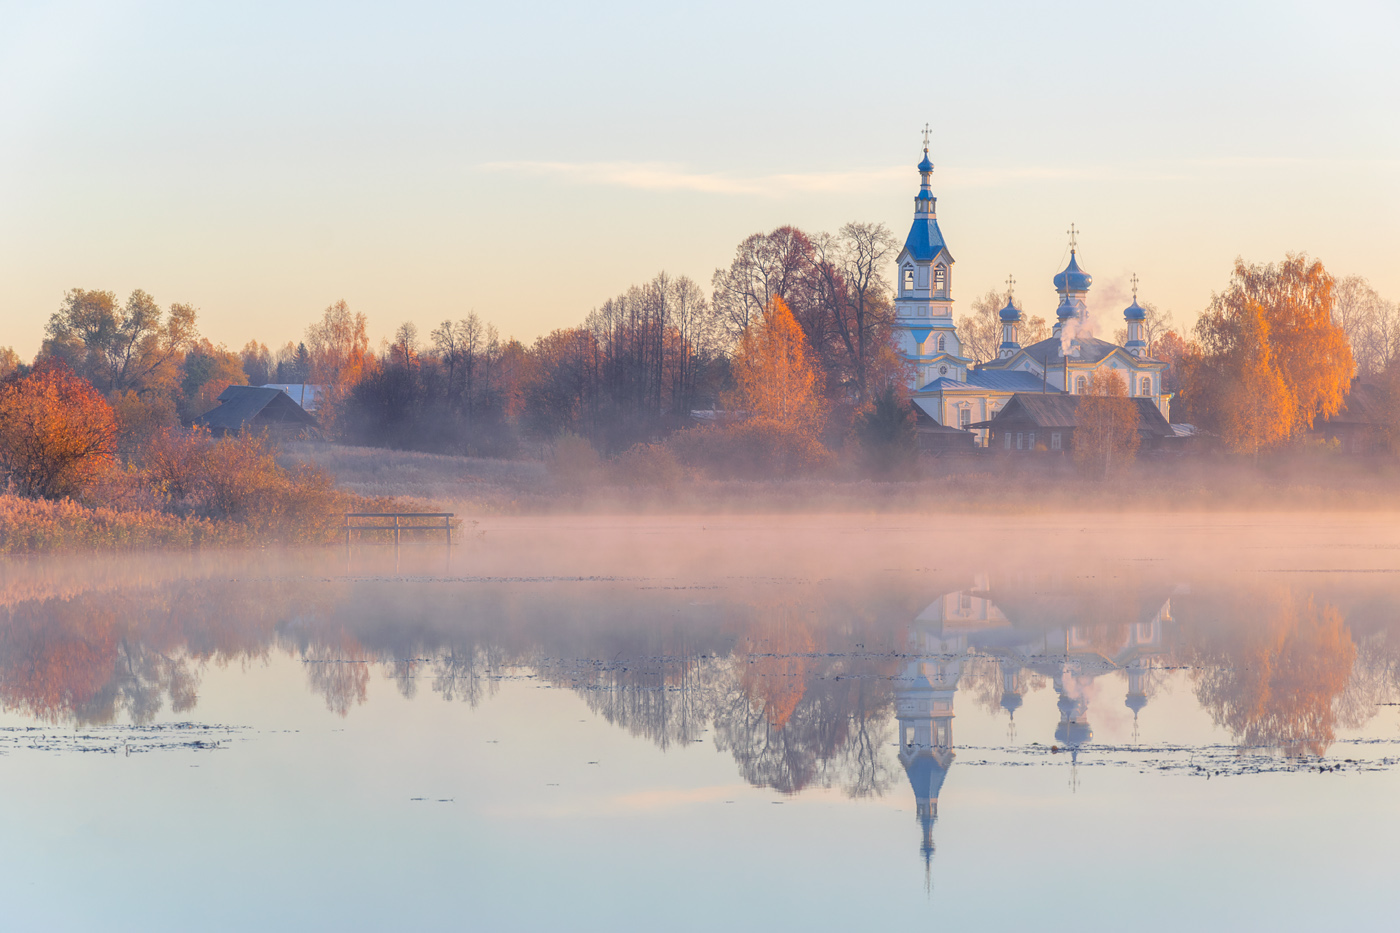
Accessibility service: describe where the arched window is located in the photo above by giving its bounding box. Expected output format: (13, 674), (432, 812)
(934, 266), (946, 295)
(903, 267), (914, 292)
(937, 334), (946, 352)
(1074, 375), (1087, 394)
(1140, 376), (1151, 396)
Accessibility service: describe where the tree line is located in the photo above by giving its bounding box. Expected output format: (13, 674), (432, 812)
(2, 228), (1398, 495)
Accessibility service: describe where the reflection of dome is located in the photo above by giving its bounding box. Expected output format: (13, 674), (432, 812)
(1126, 692), (1149, 715)
(905, 750), (953, 803)
(1053, 251), (1093, 292)
(1055, 719), (1093, 748)
(1000, 691), (1023, 715)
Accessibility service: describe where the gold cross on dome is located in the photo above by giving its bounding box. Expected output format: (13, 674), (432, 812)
(1067, 223), (1079, 251)
(922, 123), (931, 150)
(1131, 273), (1140, 300)
(1005, 274), (1016, 298)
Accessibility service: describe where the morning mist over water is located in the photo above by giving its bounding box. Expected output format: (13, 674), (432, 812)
(2, 515), (1398, 930)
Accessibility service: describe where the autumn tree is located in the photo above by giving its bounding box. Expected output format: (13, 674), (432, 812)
(810, 222), (899, 400)
(711, 226), (816, 342)
(306, 300), (371, 386)
(240, 341), (272, 386)
(1333, 275), (1400, 376)
(0, 364), (119, 499)
(726, 297), (825, 437)
(1073, 369), (1140, 478)
(180, 339), (247, 420)
(0, 347), (22, 380)
(41, 289), (197, 397)
(1182, 256), (1352, 453)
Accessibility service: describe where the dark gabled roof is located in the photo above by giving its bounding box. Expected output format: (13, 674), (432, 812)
(1324, 380), (1385, 426)
(970, 393), (1174, 438)
(910, 400), (974, 433)
(194, 385), (319, 432)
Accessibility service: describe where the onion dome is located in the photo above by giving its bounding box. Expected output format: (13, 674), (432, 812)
(917, 149), (934, 173)
(1053, 251), (1093, 293)
(1055, 293), (1083, 321)
(999, 297), (1022, 322)
(1123, 299), (1147, 321)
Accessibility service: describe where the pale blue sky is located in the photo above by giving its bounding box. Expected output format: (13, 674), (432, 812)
(1, 0), (1396, 357)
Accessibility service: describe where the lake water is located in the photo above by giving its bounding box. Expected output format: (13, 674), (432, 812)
(2, 515), (1398, 931)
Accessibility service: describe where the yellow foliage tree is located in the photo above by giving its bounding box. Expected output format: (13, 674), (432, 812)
(725, 297), (824, 437)
(1184, 255), (1353, 453)
(1073, 369), (1140, 478)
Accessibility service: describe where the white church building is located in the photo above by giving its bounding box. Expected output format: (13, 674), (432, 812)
(892, 143), (1172, 445)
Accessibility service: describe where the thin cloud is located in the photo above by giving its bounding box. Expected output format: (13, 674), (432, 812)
(481, 159), (1185, 194)
(480, 160), (906, 196)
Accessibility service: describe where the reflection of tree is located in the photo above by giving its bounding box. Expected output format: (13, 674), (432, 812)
(302, 633), (372, 717)
(711, 605), (898, 796)
(1189, 596), (1356, 756)
(431, 646), (502, 708)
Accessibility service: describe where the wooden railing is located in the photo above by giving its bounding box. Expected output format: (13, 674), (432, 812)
(344, 512), (455, 547)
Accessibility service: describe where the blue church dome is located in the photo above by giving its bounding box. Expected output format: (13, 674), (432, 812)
(1123, 299), (1147, 321)
(917, 150), (934, 173)
(1055, 294), (1083, 321)
(999, 298), (1022, 322)
(1053, 251), (1093, 293)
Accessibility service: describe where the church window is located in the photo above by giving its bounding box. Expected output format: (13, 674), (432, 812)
(959, 408), (971, 427)
(937, 334), (946, 352)
(903, 268), (914, 292)
(939, 364), (948, 375)
(1074, 375), (1087, 394)
(934, 266), (946, 295)
(1051, 432), (1062, 450)
(1140, 376), (1151, 396)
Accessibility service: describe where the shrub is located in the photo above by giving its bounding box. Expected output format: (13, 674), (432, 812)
(611, 442), (684, 488)
(548, 433), (603, 490)
(0, 363), (118, 499)
(668, 420), (833, 479)
(853, 386), (917, 478)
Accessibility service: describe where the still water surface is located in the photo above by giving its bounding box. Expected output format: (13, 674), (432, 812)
(1, 516), (1397, 931)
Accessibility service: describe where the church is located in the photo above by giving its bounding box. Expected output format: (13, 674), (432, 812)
(891, 142), (1172, 446)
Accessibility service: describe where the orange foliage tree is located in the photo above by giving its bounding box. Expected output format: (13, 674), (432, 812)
(1073, 369), (1141, 478)
(1182, 255), (1353, 453)
(726, 296), (825, 436)
(0, 364), (118, 499)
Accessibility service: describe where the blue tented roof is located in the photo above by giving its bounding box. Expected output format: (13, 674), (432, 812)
(902, 215), (951, 263)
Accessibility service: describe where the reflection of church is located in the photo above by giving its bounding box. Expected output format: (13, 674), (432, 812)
(894, 577), (1174, 866)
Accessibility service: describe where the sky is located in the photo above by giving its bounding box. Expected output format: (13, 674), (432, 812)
(1, 0), (1397, 360)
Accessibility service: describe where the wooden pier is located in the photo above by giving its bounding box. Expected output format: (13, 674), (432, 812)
(344, 512), (455, 547)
